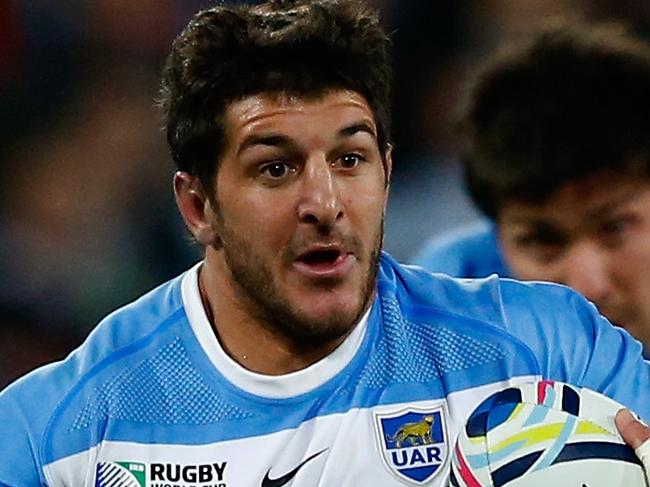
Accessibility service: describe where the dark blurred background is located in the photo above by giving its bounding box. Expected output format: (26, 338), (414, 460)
(2, 0), (649, 388)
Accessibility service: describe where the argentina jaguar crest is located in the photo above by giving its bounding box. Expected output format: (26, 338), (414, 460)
(385, 415), (435, 447)
(374, 406), (449, 485)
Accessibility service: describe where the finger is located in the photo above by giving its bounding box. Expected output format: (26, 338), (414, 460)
(616, 409), (650, 449)
(636, 438), (650, 479)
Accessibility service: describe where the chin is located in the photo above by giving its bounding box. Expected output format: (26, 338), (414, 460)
(271, 258), (377, 346)
(281, 297), (367, 345)
(288, 315), (358, 347)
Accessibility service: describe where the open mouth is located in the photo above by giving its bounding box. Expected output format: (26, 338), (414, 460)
(294, 245), (354, 277)
(298, 248), (342, 266)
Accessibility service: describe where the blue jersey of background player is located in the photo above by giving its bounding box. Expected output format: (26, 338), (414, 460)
(414, 24), (650, 354)
(2, 4), (650, 486)
(414, 220), (509, 280)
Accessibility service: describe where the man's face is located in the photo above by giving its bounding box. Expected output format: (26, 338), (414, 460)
(206, 90), (390, 345)
(498, 172), (650, 346)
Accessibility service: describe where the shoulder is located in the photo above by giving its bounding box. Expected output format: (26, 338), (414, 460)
(372, 253), (596, 395)
(411, 220), (510, 278)
(379, 252), (597, 352)
(0, 267), (193, 481)
(40, 267), (188, 389)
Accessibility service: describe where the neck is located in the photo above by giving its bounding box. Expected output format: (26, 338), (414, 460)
(198, 252), (353, 375)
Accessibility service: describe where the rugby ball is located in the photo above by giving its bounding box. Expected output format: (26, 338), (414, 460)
(451, 380), (648, 486)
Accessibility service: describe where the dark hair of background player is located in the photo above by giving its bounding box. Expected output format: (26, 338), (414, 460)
(462, 24), (650, 219)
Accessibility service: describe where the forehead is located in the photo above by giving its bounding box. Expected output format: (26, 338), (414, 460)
(500, 173), (650, 224)
(222, 90), (377, 146)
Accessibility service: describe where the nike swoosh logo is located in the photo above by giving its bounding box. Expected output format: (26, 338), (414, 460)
(261, 448), (328, 487)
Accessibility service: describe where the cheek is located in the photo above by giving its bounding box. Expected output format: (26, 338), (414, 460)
(348, 197), (385, 243)
(218, 193), (294, 248)
(348, 181), (387, 218)
(506, 257), (542, 280)
(500, 241), (553, 281)
(611, 245), (650, 292)
(499, 240), (529, 274)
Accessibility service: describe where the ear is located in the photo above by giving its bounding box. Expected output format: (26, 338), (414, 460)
(173, 171), (220, 247)
(383, 144), (393, 185)
(382, 144), (393, 210)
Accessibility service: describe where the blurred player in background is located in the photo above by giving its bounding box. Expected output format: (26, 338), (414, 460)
(2, 2), (650, 485)
(414, 24), (650, 353)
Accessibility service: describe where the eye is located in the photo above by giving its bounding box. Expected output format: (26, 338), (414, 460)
(599, 215), (637, 248)
(259, 161), (293, 179)
(337, 153), (364, 169)
(512, 233), (567, 263)
(601, 217), (633, 236)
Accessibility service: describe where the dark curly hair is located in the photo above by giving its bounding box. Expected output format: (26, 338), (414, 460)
(463, 24), (650, 219)
(158, 0), (392, 195)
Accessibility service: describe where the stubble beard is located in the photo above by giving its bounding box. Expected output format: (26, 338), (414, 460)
(217, 221), (383, 350)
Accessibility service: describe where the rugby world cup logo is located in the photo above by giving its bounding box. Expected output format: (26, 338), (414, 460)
(374, 406), (449, 485)
(96, 461), (146, 487)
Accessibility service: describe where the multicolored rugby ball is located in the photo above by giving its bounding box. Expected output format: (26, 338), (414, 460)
(451, 380), (648, 487)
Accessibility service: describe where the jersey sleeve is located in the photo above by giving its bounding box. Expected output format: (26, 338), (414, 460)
(499, 279), (650, 420)
(0, 379), (48, 486)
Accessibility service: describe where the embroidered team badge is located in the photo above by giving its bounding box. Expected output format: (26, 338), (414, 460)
(96, 461), (146, 487)
(374, 406), (449, 485)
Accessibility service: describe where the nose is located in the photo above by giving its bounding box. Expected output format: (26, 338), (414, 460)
(560, 241), (613, 304)
(297, 156), (343, 227)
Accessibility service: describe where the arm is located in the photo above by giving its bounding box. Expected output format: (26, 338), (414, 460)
(0, 389), (46, 486)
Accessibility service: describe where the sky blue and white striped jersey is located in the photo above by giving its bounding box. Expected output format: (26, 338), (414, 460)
(1, 252), (648, 487)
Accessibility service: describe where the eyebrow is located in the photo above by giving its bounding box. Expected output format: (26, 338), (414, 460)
(504, 217), (564, 233)
(238, 135), (290, 155)
(237, 120), (377, 155)
(585, 191), (642, 220)
(503, 191), (644, 230)
(339, 121), (377, 139)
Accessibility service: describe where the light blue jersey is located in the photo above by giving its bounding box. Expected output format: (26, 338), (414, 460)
(1, 252), (648, 486)
(412, 221), (510, 278)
